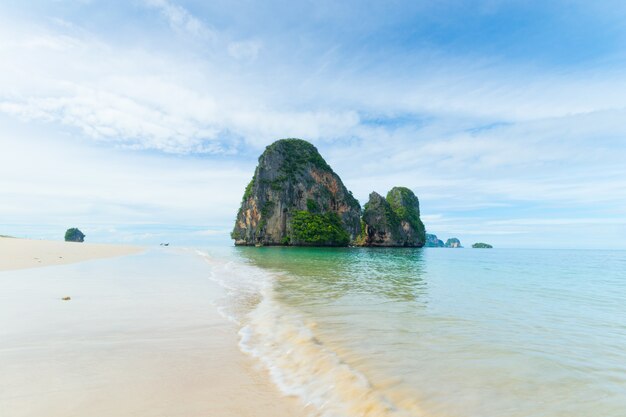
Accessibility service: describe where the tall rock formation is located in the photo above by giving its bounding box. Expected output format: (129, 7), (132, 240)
(358, 187), (425, 247)
(231, 139), (361, 246)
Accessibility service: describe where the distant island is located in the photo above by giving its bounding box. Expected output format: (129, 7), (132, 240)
(445, 238), (462, 248)
(231, 139), (425, 247)
(472, 242), (493, 248)
(425, 234), (463, 248)
(425, 233), (444, 247)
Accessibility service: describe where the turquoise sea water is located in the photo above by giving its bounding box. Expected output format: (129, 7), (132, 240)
(202, 247), (626, 417)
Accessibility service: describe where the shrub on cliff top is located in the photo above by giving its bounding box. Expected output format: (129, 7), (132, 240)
(264, 138), (331, 176)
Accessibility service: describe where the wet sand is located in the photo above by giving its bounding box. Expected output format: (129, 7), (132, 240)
(0, 247), (304, 417)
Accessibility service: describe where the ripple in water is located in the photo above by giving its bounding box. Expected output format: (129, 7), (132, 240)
(200, 247), (626, 417)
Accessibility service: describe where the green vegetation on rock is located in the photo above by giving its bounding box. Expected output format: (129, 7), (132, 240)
(445, 238), (462, 248)
(232, 139), (427, 248)
(354, 218), (367, 246)
(291, 210), (350, 246)
(65, 228), (85, 242)
(266, 138), (331, 177)
(472, 242), (493, 248)
(232, 138), (362, 246)
(386, 187), (425, 242)
(242, 174), (255, 202)
(364, 193), (400, 232)
(306, 198), (319, 212)
(425, 233), (445, 247)
(359, 187), (425, 247)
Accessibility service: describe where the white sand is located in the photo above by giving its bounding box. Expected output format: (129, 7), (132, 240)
(0, 244), (304, 417)
(0, 237), (143, 271)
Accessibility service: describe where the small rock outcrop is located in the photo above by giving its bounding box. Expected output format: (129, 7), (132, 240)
(445, 238), (462, 248)
(231, 139), (362, 246)
(472, 242), (493, 248)
(358, 187), (425, 247)
(64, 228), (85, 242)
(425, 233), (445, 247)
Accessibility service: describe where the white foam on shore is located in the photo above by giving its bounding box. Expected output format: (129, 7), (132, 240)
(195, 250), (422, 417)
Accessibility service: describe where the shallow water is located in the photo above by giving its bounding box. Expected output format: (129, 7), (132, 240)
(203, 247), (626, 417)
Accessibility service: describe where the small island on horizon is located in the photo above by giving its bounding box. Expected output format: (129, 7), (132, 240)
(472, 242), (493, 248)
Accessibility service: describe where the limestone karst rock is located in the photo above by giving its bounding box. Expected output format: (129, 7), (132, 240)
(232, 139), (427, 248)
(231, 139), (361, 246)
(425, 233), (445, 247)
(445, 238), (462, 248)
(358, 187), (425, 247)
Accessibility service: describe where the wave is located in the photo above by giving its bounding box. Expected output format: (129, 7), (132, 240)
(196, 250), (422, 417)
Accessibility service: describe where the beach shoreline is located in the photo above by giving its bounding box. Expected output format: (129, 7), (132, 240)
(0, 243), (304, 417)
(0, 237), (143, 271)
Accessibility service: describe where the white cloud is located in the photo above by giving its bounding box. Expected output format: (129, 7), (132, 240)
(144, 0), (216, 41)
(0, 90), (223, 154)
(0, 16), (362, 154)
(0, 117), (251, 228)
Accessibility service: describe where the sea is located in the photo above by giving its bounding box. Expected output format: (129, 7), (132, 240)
(200, 247), (626, 417)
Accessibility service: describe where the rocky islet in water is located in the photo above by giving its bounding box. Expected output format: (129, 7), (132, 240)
(472, 242), (493, 248)
(445, 237), (462, 248)
(232, 138), (425, 247)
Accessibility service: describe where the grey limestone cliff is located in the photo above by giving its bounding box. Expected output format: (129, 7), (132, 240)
(358, 187), (425, 247)
(232, 139), (428, 248)
(231, 139), (361, 246)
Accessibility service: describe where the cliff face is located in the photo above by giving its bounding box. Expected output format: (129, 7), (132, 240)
(231, 139), (361, 246)
(359, 192), (396, 246)
(231, 139), (429, 248)
(359, 187), (425, 247)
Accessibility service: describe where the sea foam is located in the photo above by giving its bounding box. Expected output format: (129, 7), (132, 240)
(196, 249), (420, 417)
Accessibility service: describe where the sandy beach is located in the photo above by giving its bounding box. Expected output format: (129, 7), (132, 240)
(0, 237), (143, 271)
(0, 240), (303, 417)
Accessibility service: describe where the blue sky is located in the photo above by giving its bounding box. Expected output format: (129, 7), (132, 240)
(1, 0), (626, 248)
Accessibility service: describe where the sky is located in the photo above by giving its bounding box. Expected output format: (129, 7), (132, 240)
(1, 0), (626, 248)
